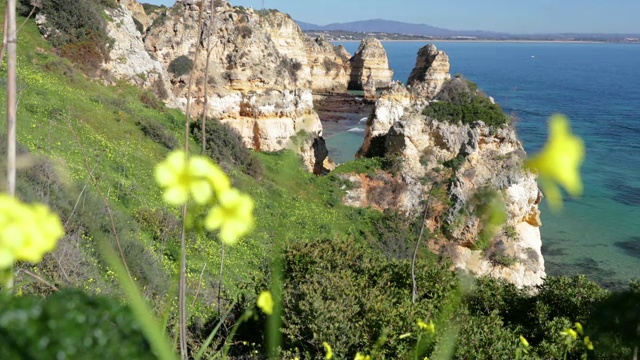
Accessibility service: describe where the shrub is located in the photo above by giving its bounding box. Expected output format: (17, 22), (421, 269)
(280, 58), (302, 83)
(236, 24), (253, 39)
(191, 119), (264, 178)
(332, 157), (384, 176)
(0, 290), (153, 359)
(423, 78), (510, 127)
(142, 3), (166, 15)
(280, 237), (458, 358)
(137, 119), (178, 150)
(36, 0), (113, 68)
(168, 55), (194, 77)
(59, 38), (105, 75)
(139, 91), (165, 112)
(322, 57), (339, 74)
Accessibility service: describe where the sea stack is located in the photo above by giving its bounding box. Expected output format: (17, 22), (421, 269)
(407, 44), (451, 99)
(348, 37), (394, 90)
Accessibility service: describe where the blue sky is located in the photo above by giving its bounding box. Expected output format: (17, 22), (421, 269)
(143, 0), (640, 34)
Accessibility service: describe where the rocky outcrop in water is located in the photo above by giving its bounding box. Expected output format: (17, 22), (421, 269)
(348, 45), (545, 288)
(407, 44), (451, 99)
(348, 37), (393, 90)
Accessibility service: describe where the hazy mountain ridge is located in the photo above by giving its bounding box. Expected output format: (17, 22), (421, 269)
(297, 18), (640, 41)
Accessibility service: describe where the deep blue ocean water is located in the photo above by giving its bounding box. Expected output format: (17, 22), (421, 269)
(329, 41), (640, 289)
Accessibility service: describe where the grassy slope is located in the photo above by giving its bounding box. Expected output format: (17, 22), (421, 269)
(0, 9), (388, 323)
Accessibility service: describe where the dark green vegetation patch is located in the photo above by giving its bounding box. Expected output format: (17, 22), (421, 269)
(423, 77), (510, 127)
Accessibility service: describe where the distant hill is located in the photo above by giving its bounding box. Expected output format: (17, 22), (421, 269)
(296, 18), (507, 38)
(296, 19), (640, 42)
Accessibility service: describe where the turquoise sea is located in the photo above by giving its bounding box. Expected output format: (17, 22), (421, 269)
(328, 41), (640, 290)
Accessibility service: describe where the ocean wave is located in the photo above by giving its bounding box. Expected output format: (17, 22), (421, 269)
(359, 117), (368, 123)
(347, 127), (365, 133)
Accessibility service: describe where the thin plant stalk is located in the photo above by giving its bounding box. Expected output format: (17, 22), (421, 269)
(6, 0), (17, 196)
(412, 185), (435, 304)
(3, 0), (17, 293)
(178, 2), (207, 357)
(201, 0), (217, 154)
(178, 207), (188, 357)
(217, 242), (225, 317)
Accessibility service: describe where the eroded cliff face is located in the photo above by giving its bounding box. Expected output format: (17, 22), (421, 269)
(347, 45), (545, 288)
(348, 37), (393, 90)
(102, 5), (174, 101)
(303, 36), (351, 93)
(97, 1), (355, 172)
(103, 0), (345, 172)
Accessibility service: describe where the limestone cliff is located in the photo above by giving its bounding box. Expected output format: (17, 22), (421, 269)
(407, 44), (451, 99)
(348, 46), (545, 288)
(119, 0), (150, 29)
(140, 1), (331, 172)
(348, 37), (393, 90)
(303, 36), (351, 93)
(102, 5), (174, 101)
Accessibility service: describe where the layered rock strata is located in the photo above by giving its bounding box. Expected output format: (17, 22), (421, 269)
(348, 37), (393, 90)
(303, 36), (351, 93)
(95, 1), (357, 173)
(348, 46), (545, 288)
(102, 5), (174, 101)
(140, 1), (331, 172)
(407, 44), (451, 99)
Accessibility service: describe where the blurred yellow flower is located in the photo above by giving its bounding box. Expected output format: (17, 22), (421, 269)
(354, 352), (370, 360)
(584, 336), (594, 350)
(561, 328), (577, 340)
(257, 290), (274, 315)
(525, 114), (585, 211)
(0, 195), (64, 269)
(205, 189), (254, 245)
(575, 322), (584, 336)
(155, 150), (228, 205)
(417, 319), (436, 333)
(323, 342), (333, 359)
(519, 335), (530, 348)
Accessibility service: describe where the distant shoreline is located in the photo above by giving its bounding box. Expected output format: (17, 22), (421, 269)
(330, 39), (630, 44)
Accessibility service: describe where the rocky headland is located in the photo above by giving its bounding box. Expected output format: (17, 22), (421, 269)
(350, 44), (545, 287)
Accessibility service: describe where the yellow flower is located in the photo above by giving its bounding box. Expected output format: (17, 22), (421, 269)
(575, 322), (584, 336)
(519, 335), (530, 348)
(354, 352), (371, 360)
(0, 195), (64, 269)
(205, 189), (254, 245)
(398, 332), (413, 339)
(257, 291), (274, 315)
(583, 336), (594, 350)
(525, 114), (585, 211)
(417, 319), (435, 333)
(561, 328), (577, 340)
(323, 342), (333, 359)
(155, 150), (228, 205)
